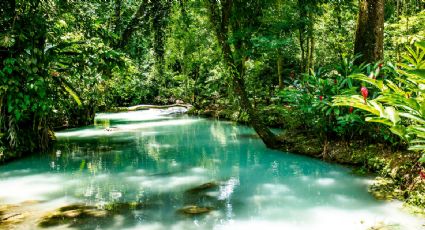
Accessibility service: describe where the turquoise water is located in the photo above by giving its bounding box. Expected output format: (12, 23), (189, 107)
(0, 109), (424, 229)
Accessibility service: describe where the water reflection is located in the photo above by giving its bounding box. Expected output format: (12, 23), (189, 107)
(0, 109), (423, 229)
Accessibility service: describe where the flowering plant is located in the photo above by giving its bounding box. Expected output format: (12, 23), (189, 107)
(333, 41), (425, 162)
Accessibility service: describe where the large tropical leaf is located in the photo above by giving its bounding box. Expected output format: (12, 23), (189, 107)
(333, 95), (380, 116)
(349, 73), (388, 91)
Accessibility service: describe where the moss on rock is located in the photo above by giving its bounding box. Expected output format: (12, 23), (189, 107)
(177, 205), (214, 215)
(38, 204), (108, 228)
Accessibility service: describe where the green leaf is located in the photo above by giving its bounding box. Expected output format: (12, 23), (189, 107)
(333, 95), (380, 116)
(384, 106), (400, 124)
(369, 101), (386, 117)
(390, 125), (407, 138)
(63, 83), (82, 107)
(385, 80), (404, 94)
(365, 117), (392, 126)
(408, 145), (425, 151)
(419, 153), (425, 163)
(349, 73), (387, 91)
(416, 41), (425, 51)
(399, 112), (425, 124)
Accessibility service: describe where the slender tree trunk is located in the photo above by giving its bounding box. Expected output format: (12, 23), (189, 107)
(309, 35), (315, 72)
(207, 0), (280, 149)
(299, 29), (306, 72)
(297, 0), (308, 73)
(306, 36), (310, 72)
(396, 0), (401, 61)
(336, 5), (344, 63)
(308, 11), (315, 72)
(354, 0), (384, 64)
(277, 54), (284, 89)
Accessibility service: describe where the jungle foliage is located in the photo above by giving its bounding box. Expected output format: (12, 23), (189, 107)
(0, 0), (424, 162)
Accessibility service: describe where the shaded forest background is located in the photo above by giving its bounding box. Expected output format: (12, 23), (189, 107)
(0, 0), (424, 158)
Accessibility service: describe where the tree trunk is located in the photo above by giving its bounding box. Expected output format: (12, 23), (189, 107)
(307, 11), (315, 72)
(297, 0), (308, 73)
(336, 5), (344, 63)
(118, 0), (150, 48)
(309, 35), (315, 72)
(354, 0), (384, 64)
(299, 29), (306, 73)
(207, 0), (281, 149)
(277, 54), (284, 89)
(306, 36), (310, 72)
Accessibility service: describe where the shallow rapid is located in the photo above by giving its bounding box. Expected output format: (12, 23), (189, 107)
(0, 109), (424, 229)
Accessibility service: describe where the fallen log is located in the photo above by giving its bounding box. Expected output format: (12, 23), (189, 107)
(112, 104), (192, 112)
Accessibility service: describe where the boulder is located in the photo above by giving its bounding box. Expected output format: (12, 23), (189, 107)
(177, 205), (213, 215)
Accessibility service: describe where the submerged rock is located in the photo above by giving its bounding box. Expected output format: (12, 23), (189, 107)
(182, 182), (228, 213)
(0, 212), (26, 228)
(0, 204), (19, 214)
(105, 127), (120, 132)
(0, 204), (28, 229)
(237, 134), (260, 139)
(183, 193), (220, 208)
(185, 182), (219, 194)
(177, 205), (213, 215)
(367, 221), (400, 230)
(103, 202), (146, 212)
(20, 200), (42, 205)
(37, 201), (150, 228)
(38, 204), (107, 228)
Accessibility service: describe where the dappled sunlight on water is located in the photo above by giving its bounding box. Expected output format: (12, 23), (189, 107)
(0, 109), (424, 229)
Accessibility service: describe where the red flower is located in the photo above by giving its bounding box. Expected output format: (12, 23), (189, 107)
(420, 171), (425, 179)
(361, 86), (368, 104)
(378, 63), (383, 68)
(349, 106), (354, 114)
(51, 71), (60, 77)
(319, 96), (323, 101)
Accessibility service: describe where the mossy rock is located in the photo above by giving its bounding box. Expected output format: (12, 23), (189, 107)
(103, 202), (146, 212)
(57, 204), (95, 212)
(0, 213), (26, 228)
(368, 177), (404, 200)
(0, 204), (19, 214)
(367, 222), (400, 230)
(20, 200), (42, 205)
(38, 204), (107, 228)
(0, 201), (45, 229)
(177, 205), (213, 215)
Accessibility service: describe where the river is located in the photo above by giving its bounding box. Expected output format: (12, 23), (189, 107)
(0, 109), (424, 229)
